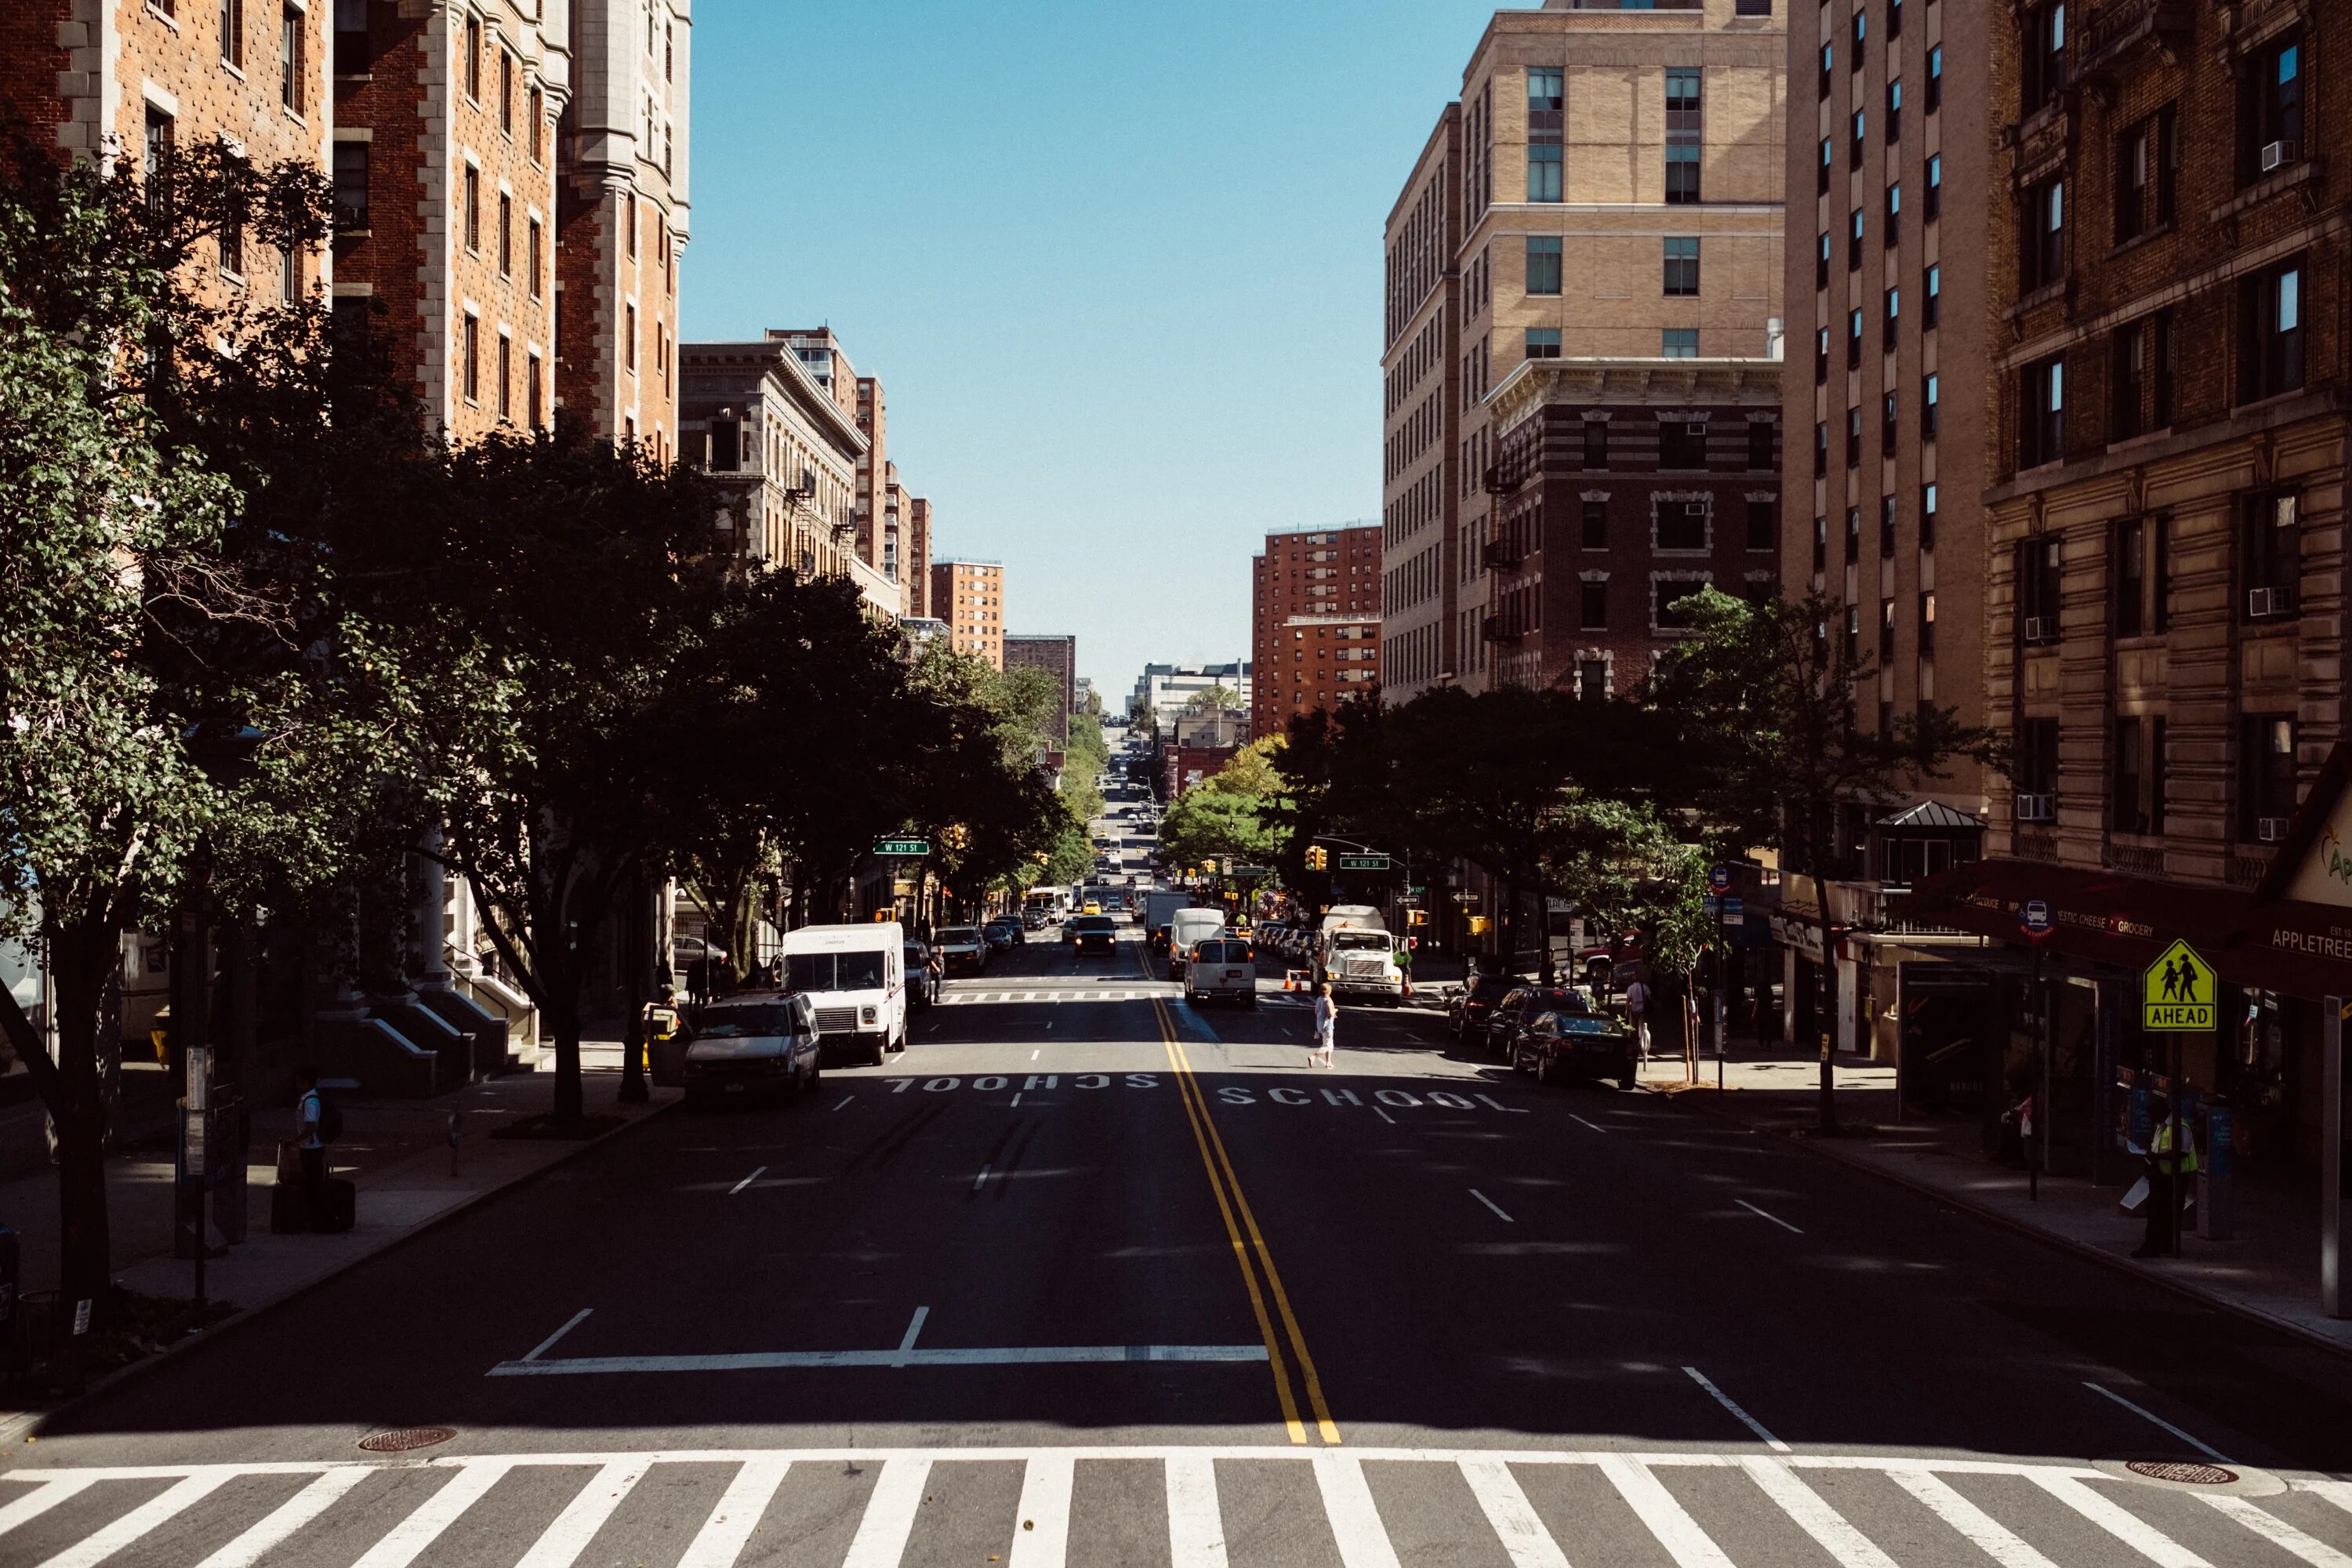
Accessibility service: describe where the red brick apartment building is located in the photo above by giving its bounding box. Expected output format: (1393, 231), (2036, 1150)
(1253, 524), (1382, 737)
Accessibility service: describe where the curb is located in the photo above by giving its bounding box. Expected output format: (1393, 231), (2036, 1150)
(1642, 1079), (2352, 1367)
(0, 1094), (677, 1447)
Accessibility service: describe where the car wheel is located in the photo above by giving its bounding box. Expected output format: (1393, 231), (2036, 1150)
(1618, 1063), (1638, 1092)
(867, 1034), (887, 1068)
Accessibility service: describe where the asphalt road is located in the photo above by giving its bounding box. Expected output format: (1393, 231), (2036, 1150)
(10, 926), (2352, 1566)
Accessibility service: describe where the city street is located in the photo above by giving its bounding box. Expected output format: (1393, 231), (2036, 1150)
(9, 931), (2352, 1565)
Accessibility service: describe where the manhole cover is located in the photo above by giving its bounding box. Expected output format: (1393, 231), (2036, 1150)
(2125, 1459), (2237, 1486)
(358, 1427), (456, 1454)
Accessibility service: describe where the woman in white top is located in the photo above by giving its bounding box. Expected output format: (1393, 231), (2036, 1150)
(1311, 982), (1338, 1068)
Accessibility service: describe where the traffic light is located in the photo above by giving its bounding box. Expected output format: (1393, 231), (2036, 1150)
(1305, 845), (1327, 872)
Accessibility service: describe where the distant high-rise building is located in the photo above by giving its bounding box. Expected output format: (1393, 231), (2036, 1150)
(931, 561), (1006, 669)
(1253, 524), (1383, 736)
(1005, 636), (1079, 744)
(1128, 663), (1253, 728)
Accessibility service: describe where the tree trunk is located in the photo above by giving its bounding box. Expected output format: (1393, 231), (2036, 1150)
(618, 865), (649, 1105)
(1812, 865), (1838, 1135)
(1535, 876), (1556, 986)
(48, 915), (121, 1317)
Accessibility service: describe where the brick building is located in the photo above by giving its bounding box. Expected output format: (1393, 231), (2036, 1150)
(1385, 0), (1788, 704)
(1004, 634), (1078, 745)
(1483, 357), (1780, 696)
(906, 496), (935, 617)
(855, 373), (887, 573)
(676, 338), (874, 590)
(554, 0), (691, 456)
(2, 0), (333, 304)
(1786, 0), (1995, 874)
(332, 0), (568, 442)
(931, 560), (1005, 669)
(1252, 524), (1383, 735)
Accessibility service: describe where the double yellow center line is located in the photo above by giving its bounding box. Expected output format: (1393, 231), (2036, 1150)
(1151, 995), (1341, 1445)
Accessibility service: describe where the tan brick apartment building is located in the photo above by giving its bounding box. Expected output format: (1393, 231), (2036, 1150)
(906, 496), (935, 617)
(1383, 0), (1787, 705)
(677, 337), (873, 587)
(332, 0), (568, 442)
(1786, 0), (1994, 878)
(2, 0), (332, 303)
(1254, 524), (1382, 735)
(1005, 634), (1077, 746)
(931, 560), (1005, 669)
(554, 0), (689, 456)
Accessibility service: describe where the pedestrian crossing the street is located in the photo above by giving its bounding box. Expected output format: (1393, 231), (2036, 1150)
(2, 1445), (2346, 1567)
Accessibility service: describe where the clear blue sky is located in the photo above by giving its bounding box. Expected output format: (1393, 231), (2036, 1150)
(683, 0), (1502, 701)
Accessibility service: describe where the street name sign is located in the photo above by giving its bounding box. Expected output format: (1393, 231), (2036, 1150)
(873, 838), (931, 858)
(2143, 938), (2215, 1031)
(1336, 855), (1392, 872)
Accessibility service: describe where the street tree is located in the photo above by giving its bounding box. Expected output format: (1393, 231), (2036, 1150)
(1646, 587), (2002, 1131)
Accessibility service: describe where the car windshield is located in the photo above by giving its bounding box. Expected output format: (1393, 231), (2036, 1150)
(696, 1004), (801, 1038)
(1331, 932), (1388, 951)
(938, 927), (981, 945)
(1472, 978), (1515, 1002)
(1533, 989), (1594, 1014)
(1076, 916), (1113, 931)
(784, 952), (888, 992)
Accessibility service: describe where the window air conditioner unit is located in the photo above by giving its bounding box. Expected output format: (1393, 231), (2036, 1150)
(2024, 615), (2057, 642)
(1686, 422), (1708, 437)
(2015, 793), (2056, 823)
(2260, 140), (2298, 173)
(2249, 586), (2296, 619)
(2258, 816), (2292, 843)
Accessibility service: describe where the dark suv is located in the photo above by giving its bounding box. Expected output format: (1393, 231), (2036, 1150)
(1068, 914), (1116, 954)
(1479, 985), (1589, 1058)
(1508, 994), (1639, 1091)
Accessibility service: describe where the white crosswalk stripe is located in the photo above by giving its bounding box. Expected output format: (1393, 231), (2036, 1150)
(1, 1447), (2343, 1568)
(939, 986), (1175, 1005)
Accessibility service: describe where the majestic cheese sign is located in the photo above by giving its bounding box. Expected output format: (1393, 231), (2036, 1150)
(2281, 794), (2352, 909)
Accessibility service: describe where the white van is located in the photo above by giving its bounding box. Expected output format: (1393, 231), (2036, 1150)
(1167, 908), (1226, 980)
(778, 922), (906, 1067)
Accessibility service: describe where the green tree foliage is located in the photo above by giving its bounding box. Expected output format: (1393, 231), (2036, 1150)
(1162, 738), (1284, 872)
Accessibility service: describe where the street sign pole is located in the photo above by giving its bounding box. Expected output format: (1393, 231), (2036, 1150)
(2016, 900), (2056, 1202)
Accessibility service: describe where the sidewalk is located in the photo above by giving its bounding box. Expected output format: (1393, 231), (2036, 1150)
(1642, 1039), (2352, 1356)
(0, 1033), (672, 1431)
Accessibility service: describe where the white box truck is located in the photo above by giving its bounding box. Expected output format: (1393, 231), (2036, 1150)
(778, 922), (906, 1066)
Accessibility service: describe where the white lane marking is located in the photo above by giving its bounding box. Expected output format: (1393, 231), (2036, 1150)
(1886, 1470), (2060, 1568)
(974, 1164), (993, 1192)
(1009, 1451), (1074, 1568)
(514, 1458), (652, 1568)
(1570, 1115), (1610, 1134)
(523, 1308), (593, 1363)
(1476, 1094), (1529, 1115)
(1739, 1457), (1896, 1566)
(194, 1468), (371, 1568)
(832, 1096), (854, 1112)
(674, 1456), (792, 1568)
(1457, 1458), (1570, 1568)
(36, 1472), (231, 1568)
(1684, 1367), (1791, 1453)
(2027, 1472), (2214, 1568)
(2205, 1496), (2352, 1567)
(349, 1460), (517, 1568)
(1735, 1199), (1804, 1235)
(1165, 1451), (1229, 1568)
(1312, 1453), (1403, 1568)
(840, 1456), (933, 1568)
(728, 1166), (767, 1196)
(1598, 1454), (1738, 1568)
(1374, 1107), (1396, 1124)
(492, 1344), (1272, 1375)
(0, 1478), (96, 1540)
(894, 1306), (930, 1367)
(1032, 1050), (1041, 1060)
(1471, 1189), (1516, 1224)
(2082, 1381), (2234, 1463)
(1012, 1093), (1024, 1107)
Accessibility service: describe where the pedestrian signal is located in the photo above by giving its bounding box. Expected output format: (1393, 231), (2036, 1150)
(2142, 938), (2213, 1031)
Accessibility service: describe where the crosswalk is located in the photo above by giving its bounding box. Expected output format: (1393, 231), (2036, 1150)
(939, 987), (1178, 1005)
(2, 1445), (2347, 1567)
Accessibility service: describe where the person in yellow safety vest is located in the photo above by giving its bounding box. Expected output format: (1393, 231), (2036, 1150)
(2134, 1091), (2199, 1258)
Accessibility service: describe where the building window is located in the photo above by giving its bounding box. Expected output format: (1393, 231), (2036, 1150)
(1658, 499), (1708, 550)
(1747, 420), (1775, 470)
(1881, 392), (1899, 456)
(1819, 138), (1833, 196)
(1846, 506), (1861, 564)
(527, 350), (543, 427)
(1528, 67), (1563, 117)
(1666, 65), (1702, 125)
(1661, 419), (1708, 468)
(1918, 484), (1940, 553)
(1851, 7), (1866, 67)
(1879, 597), (1897, 660)
(278, 244), (297, 303)
(1581, 579), (1609, 630)
(499, 49), (514, 135)
(1812, 514), (1828, 572)
(2113, 517), (2147, 637)
(2112, 716), (2147, 834)
(1813, 421), (1828, 477)
(497, 193), (512, 276)
(1847, 307), (1863, 368)
(1845, 406), (1861, 467)
(1816, 230), (1830, 290)
(1880, 495), (1897, 559)
(1926, 155), (1941, 220)
(1586, 421), (1610, 470)
(1889, 0), (1904, 36)
(626, 303), (637, 371)
(1820, 42), (1834, 100)
(1844, 603), (1861, 662)
(1661, 328), (1698, 358)
(1525, 327), (1561, 359)
(462, 314), (480, 403)
(2024, 2), (2066, 111)
(1882, 286), (1900, 350)
(1927, 45), (1942, 112)
(2239, 258), (2305, 403)
(463, 10), (482, 101)
(529, 85), (545, 162)
(1924, 263), (1940, 329)
(2016, 718), (2060, 815)
(1526, 235), (1562, 296)
(1887, 78), (1903, 141)
(2020, 354), (2064, 467)
(1582, 499), (1608, 549)
(497, 334), (512, 419)
(1742, 499), (1774, 552)
(281, 4), (304, 113)
(1656, 578), (1708, 630)
(2239, 34), (2303, 187)
(221, 0), (245, 67)
(1885, 182), (1901, 246)
(2239, 714), (2298, 842)
(1849, 207), (1864, 270)
(463, 165), (481, 251)
(528, 218), (543, 297)
(333, 0), (366, 71)
(1850, 109), (1867, 169)
(1922, 373), (1939, 439)
(1815, 326), (1830, 384)
(2241, 492), (2299, 619)
(1665, 145), (1700, 204)
(2022, 176), (2063, 293)
(333, 140), (368, 229)
(1528, 142), (1563, 202)
(2018, 535), (2063, 643)
(2115, 106), (2176, 242)
(1918, 591), (1936, 655)
(2111, 321), (2146, 441)
(1663, 237), (1699, 296)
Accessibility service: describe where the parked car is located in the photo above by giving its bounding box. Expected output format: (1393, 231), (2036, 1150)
(904, 942), (938, 1009)
(1449, 975), (1518, 1043)
(1068, 913), (1117, 955)
(935, 925), (989, 976)
(683, 993), (821, 1107)
(984, 915), (1025, 950)
(1508, 996), (1639, 1091)
(1185, 938), (1258, 1007)
(1022, 909), (1051, 931)
(1479, 984), (1591, 1058)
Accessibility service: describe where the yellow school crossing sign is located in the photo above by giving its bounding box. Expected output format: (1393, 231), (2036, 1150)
(2143, 939), (2214, 1030)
